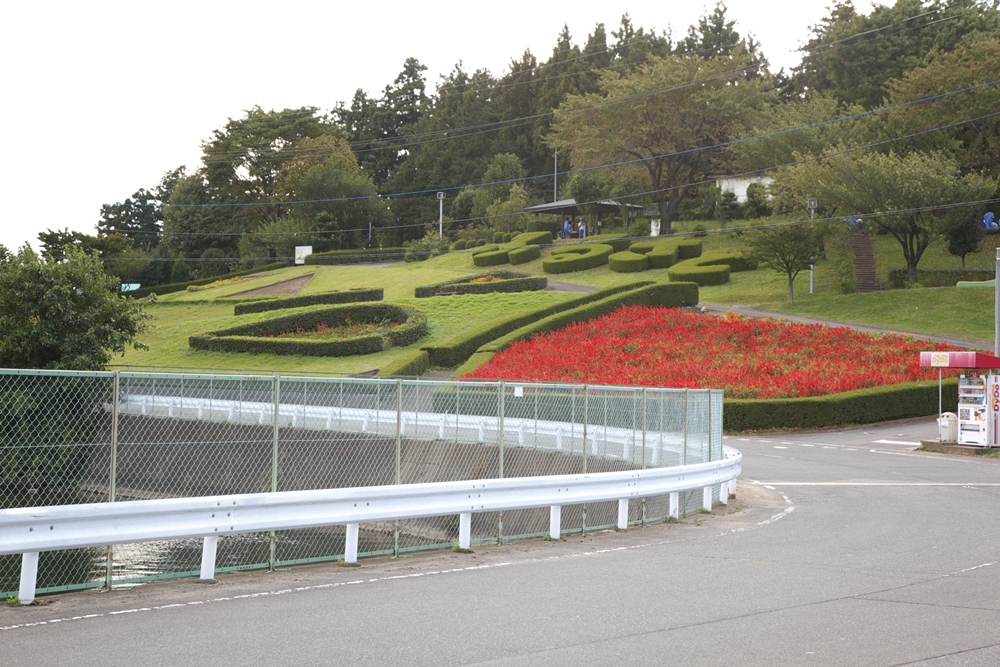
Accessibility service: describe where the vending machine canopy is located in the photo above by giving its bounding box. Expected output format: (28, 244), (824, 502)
(920, 351), (1000, 368)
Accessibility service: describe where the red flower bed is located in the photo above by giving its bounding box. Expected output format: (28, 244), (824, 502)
(466, 306), (956, 398)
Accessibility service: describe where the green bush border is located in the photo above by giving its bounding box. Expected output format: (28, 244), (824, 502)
(379, 351), (431, 377)
(667, 251), (756, 285)
(304, 248), (406, 265)
(542, 244), (614, 274)
(510, 231), (553, 246)
(129, 262), (289, 298)
(584, 235), (630, 252)
(414, 271), (547, 298)
(724, 378), (958, 432)
(630, 238), (703, 269)
(608, 251), (650, 273)
(233, 288), (384, 315)
(421, 281), (656, 368)
(887, 268), (995, 288)
(189, 303), (427, 357)
(472, 248), (512, 267)
(509, 245), (541, 264)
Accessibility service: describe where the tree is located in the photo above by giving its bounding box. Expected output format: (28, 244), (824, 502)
(772, 149), (995, 281)
(745, 223), (826, 302)
(945, 216), (985, 268)
(37, 228), (151, 285)
(675, 1), (769, 75)
(0, 246), (152, 370)
(97, 167), (185, 250)
(550, 52), (773, 234)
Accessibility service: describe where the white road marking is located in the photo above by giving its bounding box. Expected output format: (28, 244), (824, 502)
(773, 446), (788, 449)
(873, 439), (921, 446)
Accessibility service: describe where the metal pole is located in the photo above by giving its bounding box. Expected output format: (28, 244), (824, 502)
(641, 388), (647, 527)
(809, 206), (815, 294)
(438, 197), (444, 239)
(939, 369), (943, 418)
(394, 379), (402, 557)
(269, 375), (280, 571)
(498, 382), (505, 544)
(553, 149), (558, 202)
(105, 371), (120, 591)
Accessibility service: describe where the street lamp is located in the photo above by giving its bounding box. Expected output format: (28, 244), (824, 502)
(437, 192), (445, 239)
(807, 198), (818, 294)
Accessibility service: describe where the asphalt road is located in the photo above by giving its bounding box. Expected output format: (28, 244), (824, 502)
(5, 417), (1000, 666)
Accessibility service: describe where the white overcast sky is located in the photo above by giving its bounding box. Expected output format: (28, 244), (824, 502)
(0, 0), (876, 252)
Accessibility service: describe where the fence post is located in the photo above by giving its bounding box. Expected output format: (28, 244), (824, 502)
(269, 375), (280, 571)
(683, 389), (689, 467)
(582, 385), (588, 535)
(497, 381), (505, 544)
(641, 387), (647, 526)
(394, 379), (402, 557)
(104, 371), (120, 592)
(708, 390), (713, 464)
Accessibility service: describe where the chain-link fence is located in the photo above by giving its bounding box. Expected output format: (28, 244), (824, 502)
(0, 370), (723, 597)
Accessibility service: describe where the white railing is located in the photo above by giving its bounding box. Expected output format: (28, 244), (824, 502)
(1, 446), (741, 604)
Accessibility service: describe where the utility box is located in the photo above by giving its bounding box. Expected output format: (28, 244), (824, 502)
(937, 412), (958, 443)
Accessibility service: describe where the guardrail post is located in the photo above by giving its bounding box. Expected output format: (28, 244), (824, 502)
(669, 492), (679, 521)
(345, 523), (359, 564)
(105, 370), (120, 592)
(582, 385), (589, 535)
(459, 513), (471, 550)
(617, 499), (629, 531)
(394, 379), (402, 558)
(200, 536), (218, 581)
(269, 375), (281, 571)
(19, 552), (39, 605)
(683, 389), (689, 467)
(729, 477), (737, 499)
(641, 388), (647, 526)
(702, 486), (713, 512)
(719, 482), (729, 506)
(550, 506), (561, 540)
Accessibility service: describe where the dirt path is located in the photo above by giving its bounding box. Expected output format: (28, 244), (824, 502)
(227, 274), (314, 297)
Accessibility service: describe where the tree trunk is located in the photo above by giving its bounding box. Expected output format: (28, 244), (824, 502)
(656, 196), (671, 235)
(787, 275), (795, 303)
(907, 261), (918, 283)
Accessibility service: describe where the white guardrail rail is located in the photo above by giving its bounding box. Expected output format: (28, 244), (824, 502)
(1, 447), (741, 604)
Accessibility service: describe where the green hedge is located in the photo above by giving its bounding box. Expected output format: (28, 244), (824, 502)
(509, 245), (541, 264)
(630, 238), (702, 269)
(887, 268), (995, 288)
(233, 288), (384, 315)
(304, 248), (406, 265)
(724, 378), (958, 431)
(608, 251), (650, 273)
(189, 303), (427, 357)
(526, 219), (561, 236)
(471, 245), (499, 255)
(510, 231), (553, 246)
(472, 249), (511, 267)
(421, 281), (656, 368)
(542, 244), (614, 274)
(478, 282), (700, 356)
(584, 235), (630, 252)
(414, 271), (547, 298)
(666, 251), (755, 285)
(451, 240), (468, 251)
(129, 262), (289, 298)
(379, 351), (431, 377)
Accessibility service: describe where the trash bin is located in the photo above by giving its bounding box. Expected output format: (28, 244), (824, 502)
(938, 412), (958, 443)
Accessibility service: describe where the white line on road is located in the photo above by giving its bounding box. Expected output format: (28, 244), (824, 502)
(873, 439), (922, 446)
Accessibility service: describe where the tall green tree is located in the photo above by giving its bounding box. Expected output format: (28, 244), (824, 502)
(745, 223), (827, 302)
(97, 167), (185, 250)
(0, 246), (152, 370)
(550, 52), (774, 234)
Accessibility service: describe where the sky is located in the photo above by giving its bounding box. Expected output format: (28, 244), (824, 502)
(0, 0), (877, 252)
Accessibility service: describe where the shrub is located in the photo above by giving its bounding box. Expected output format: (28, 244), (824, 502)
(471, 245), (499, 255)
(189, 303), (427, 357)
(472, 248), (511, 267)
(627, 219), (651, 237)
(887, 268), (994, 288)
(608, 251), (650, 273)
(508, 245), (541, 265)
(502, 233), (512, 243)
(379, 351), (431, 377)
(233, 288), (384, 315)
(526, 219), (561, 236)
(304, 248), (407, 265)
(421, 281), (656, 367)
(475, 239), (487, 247)
(542, 244), (614, 274)
(584, 235), (630, 252)
(630, 238), (702, 269)
(667, 251), (755, 285)
(493, 232), (504, 244)
(451, 240), (468, 251)
(414, 271), (546, 298)
(724, 378), (958, 431)
(509, 231), (553, 246)
(130, 262), (289, 298)
(692, 224), (708, 237)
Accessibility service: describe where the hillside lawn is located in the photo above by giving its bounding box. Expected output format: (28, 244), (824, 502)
(116, 220), (998, 373)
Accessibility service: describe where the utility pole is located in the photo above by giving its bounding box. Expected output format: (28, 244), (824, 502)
(437, 192), (445, 239)
(807, 198), (818, 294)
(553, 149), (558, 202)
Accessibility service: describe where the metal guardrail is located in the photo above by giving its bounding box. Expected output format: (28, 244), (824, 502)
(2, 447), (741, 604)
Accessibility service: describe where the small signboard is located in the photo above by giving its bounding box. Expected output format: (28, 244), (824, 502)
(650, 219), (660, 236)
(294, 246), (313, 265)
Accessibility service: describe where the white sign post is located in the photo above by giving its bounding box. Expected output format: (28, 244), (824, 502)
(294, 246), (313, 265)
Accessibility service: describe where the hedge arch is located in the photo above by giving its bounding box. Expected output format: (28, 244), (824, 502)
(189, 303), (427, 357)
(542, 244), (614, 274)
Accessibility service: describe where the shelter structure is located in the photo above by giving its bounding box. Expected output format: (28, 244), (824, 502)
(522, 199), (644, 229)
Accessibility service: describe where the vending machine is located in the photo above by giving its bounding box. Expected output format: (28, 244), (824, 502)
(957, 374), (1000, 446)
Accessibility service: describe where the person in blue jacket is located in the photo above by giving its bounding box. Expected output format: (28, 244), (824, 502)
(983, 211), (996, 229)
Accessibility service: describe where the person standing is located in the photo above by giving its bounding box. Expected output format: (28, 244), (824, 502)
(578, 218), (586, 238)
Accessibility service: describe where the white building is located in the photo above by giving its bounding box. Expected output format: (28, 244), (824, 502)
(715, 175), (774, 203)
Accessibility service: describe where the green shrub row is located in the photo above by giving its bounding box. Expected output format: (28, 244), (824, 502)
(584, 235), (630, 252)
(472, 248), (512, 267)
(887, 268), (995, 288)
(608, 251), (649, 273)
(304, 248), (407, 265)
(452, 239), (493, 250)
(542, 244), (614, 274)
(414, 271), (547, 298)
(629, 238), (703, 269)
(509, 245), (541, 264)
(189, 303), (427, 357)
(233, 288), (384, 315)
(421, 281), (656, 367)
(666, 251), (756, 286)
(477, 282), (700, 357)
(510, 231), (553, 246)
(471, 245), (500, 255)
(526, 219), (561, 236)
(724, 378), (958, 431)
(129, 262), (289, 298)
(379, 351), (431, 377)
(471, 232), (553, 267)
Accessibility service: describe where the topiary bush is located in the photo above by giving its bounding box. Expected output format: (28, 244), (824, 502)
(510, 231), (553, 246)
(233, 288), (384, 315)
(526, 219), (561, 237)
(508, 245), (541, 265)
(493, 232), (504, 244)
(451, 240), (468, 251)
(584, 235), (630, 252)
(189, 303), (427, 357)
(542, 244), (614, 274)
(472, 248), (512, 267)
(502, 233), (512, 243)
(304, 248), (407, 265)
(608, 251), (650, 273)
(666, 250), (755, 285)
(414, 270), (546, 298)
